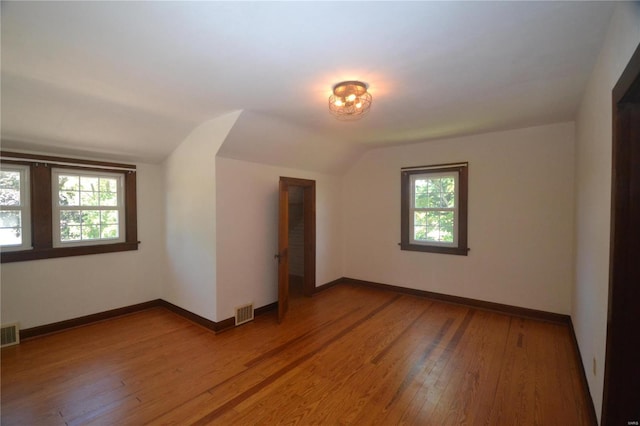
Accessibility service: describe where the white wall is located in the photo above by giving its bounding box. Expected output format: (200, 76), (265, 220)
(343, 122), (575, 315)
(215, 156), (343, 321)
(163, 111), (241, 322)
(573, 3), (640, 422)
(0, 162), (166, 329)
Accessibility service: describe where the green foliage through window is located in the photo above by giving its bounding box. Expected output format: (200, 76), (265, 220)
(412, 175), (456, 243)
(0, 168), (26, 246)
(0, 152), (139, 263)
(401, 163), (468, 256)
(56, 172), (121, 243)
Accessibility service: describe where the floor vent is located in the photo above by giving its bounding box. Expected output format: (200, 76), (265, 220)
(1, 323), (20, 347)
(235, 303), (254, 326)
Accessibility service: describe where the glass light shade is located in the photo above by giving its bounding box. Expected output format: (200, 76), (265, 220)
(328, 81), (372, 121)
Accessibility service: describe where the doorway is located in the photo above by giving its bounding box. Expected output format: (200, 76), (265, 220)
(277, 177), (316, 322)
(288, 185), (306, 298)
(602, 42), (640, 425)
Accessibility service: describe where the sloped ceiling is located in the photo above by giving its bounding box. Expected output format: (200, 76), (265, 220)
(1, 2), (613, 173)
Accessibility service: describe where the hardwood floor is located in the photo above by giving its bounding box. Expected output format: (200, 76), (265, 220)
(1, 284), (594, 425)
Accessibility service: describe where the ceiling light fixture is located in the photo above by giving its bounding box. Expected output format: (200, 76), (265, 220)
(328, 81), (372, 121)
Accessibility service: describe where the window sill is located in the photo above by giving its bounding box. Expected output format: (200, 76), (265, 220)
(400, 242), (469, 256)
(1, 241), (140, 263)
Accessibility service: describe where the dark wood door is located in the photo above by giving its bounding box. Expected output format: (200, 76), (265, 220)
(603, 42), (640, 425)
(277, 178), (289, 323)
(277, 177), (316, 322)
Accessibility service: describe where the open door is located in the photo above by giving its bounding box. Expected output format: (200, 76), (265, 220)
(277, 177), (316, 323)
(277, 178), (289, 322)
(603, 42), (640, 425)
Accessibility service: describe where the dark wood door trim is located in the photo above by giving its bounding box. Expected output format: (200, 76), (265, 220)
(302, 180), (316, 297)
(603, 41), (640, 426)
(277, 179), (289, 322)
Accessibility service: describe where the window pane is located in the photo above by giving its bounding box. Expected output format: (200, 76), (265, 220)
(59, 190), (80, 206)
(81, 225), (101, 240)
(100, 210), (119, 224)
(59, 175), (80, 191)
(52, 168), (128, 248)
(80, 177), (99, 192)
(423, 210), (454, 242)
(61, 224), (81, 241)
(0, 188), (21, 206)
(101, 225), (119, 239)
(60, 210), (82, 225)
(80, 191), (99, 206)
(82, 210), (101, 226)
(415, 179), (428, 194)
(58, 175), (80, 206)
(99, 178), (117, 193)
(414, 225), (427, 241)
(100, 191), (117, 206)
(0, 210), (22, 246)
(425, 177), (455, 208)
(0, 171), (22, 207)
(402, 165), (467, 255)
(0, 227), (22, 246)
(0, 171), (20, 190)
(415, 193), (428, 208)
(59, 209), (120, 242)
(0, 210), (21, 228)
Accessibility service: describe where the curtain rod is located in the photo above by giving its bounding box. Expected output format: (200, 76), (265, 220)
(0, 155), (137, 172)
(401, 162), (468, 171)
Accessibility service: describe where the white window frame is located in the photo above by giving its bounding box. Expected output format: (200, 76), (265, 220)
(409, 171), (459, 247)
(0, 164), (32, 252)
(52, 168), (125, 248)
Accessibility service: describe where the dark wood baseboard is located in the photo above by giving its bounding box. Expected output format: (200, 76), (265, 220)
(19, 299), (280, 340)
(19, 299), (163, 340)
(313, 277), (344, 294)
(213, 302), (279, 334)
(335, 277), (597, 422)
(255, 301), (278, 316)
(567, 318), (599, 425)
(340, 277), (571, 325)
(158, 300), (219, 333)
(16, 276), (594, 424)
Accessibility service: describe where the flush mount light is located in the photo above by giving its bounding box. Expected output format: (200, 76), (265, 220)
(328, 81), (372, 121)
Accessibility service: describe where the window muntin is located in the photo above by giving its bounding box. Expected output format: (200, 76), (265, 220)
(401, 163), (468, 255)
(52, 169), (125, 247)
(0, 151), (139, 263)
(0, 164), (31, 251)
(410, 171), (458, 247)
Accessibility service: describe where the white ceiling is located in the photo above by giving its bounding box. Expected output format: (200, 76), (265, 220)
(1, 1), (614, 173)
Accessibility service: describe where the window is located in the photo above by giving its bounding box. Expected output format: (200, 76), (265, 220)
(0, 151), (138, 263)
(401, 163), (468, 255)
(0, 164), (31, 251)
(52, 169), (125, 247)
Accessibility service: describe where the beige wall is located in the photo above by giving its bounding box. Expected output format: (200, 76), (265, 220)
(163, 111), (241, 322)
(215, 156), (344, 321)
(0, 162), (166, 329)
(573, 3), (640, 422)
(342, 122), (576, 314)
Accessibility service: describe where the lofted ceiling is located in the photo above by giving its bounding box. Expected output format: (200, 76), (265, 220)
(1, 1), (614, 173)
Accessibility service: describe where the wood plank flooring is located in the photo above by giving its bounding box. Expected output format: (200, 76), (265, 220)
(1, 284), (594, 425)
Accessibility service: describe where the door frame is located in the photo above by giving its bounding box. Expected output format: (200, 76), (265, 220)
(602, 42), (640, 425)
(277, 177), (316, 322)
